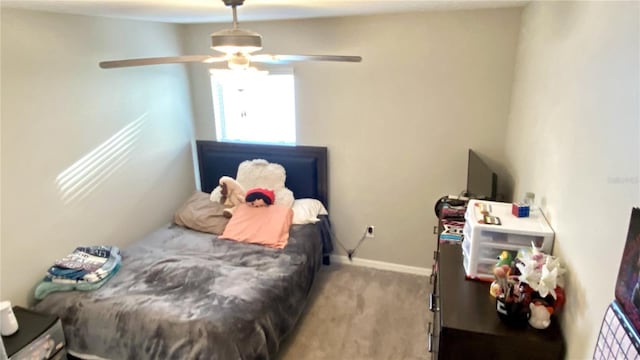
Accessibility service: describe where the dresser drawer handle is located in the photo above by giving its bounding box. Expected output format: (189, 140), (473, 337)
(430, 263), (437, 283)
(429, 293), (440, 312)
(427, 322), (433, 353)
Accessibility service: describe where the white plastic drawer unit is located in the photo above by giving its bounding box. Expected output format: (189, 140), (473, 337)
(462, 200), (555, 281)
(462, 245), (496, 278)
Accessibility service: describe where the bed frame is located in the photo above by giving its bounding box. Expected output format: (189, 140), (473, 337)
(196, 141), (328, 208)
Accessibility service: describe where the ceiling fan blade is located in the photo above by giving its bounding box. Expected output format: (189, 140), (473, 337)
(99, 55), (227, 69)
(250, 54), (362, 64)
(99, 1), (362, 71)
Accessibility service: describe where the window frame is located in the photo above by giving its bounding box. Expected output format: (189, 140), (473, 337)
(210, 67), (296, 145)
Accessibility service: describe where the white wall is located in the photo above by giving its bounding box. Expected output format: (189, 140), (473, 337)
(184, 8), (522, 268)
(504, 2), (640, 358)
(1, 9), (196, 306)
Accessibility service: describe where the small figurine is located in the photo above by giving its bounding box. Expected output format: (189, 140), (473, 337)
(496, 251), (513, 267)
(528, 301), (553, 329)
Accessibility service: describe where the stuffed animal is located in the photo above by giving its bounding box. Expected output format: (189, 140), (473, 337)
(245, 188), (275, 207)
(217, 176), (245, 218)
(528, 301), (553, 329)
(209, 159), (294, 217)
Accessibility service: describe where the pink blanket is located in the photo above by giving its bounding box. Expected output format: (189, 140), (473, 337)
(220, 204), (293, 249)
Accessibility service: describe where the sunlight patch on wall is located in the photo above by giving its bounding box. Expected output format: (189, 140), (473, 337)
(56, 114), (148, 205)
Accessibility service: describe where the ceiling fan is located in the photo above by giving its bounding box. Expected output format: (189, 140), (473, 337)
(99, 0), (362, 70)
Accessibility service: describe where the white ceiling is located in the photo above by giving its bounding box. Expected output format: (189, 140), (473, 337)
(0, 0), (528, 24)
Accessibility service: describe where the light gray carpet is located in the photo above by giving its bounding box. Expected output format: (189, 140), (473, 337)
(277, 264), (432, 360)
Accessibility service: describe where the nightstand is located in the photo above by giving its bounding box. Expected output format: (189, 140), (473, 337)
(2, 307), (66, 360)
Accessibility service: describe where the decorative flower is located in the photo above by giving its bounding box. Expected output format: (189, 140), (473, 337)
(537, 265), (557, 299)
(515, 246), (566, 301)
(516, 260), (541, 288)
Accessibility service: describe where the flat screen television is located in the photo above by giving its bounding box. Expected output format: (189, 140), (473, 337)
(466, 149), (498, 200)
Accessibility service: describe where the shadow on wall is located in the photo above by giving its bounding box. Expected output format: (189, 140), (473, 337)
(55, 114), (148, 206)
(557, 253), (588, 353)
(494, 165), (514, 203)
(115, 140), (196, 232)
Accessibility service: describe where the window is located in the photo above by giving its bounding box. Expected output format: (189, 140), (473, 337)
(211, 68), (296, 144)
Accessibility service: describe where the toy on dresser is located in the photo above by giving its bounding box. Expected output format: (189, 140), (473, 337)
(440, 220), (465, 243)
(435, 195), (470, 243)
(512, 203), (530, 218)
(434, 195), (468, 220)
(512, 192), (536, 218)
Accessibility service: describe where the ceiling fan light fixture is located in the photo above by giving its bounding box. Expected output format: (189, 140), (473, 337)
(211, 28), (263, 54)
(227, 53), (251, 70)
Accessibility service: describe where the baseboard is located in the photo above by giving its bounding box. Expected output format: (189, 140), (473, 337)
(330, 255), (431, 276)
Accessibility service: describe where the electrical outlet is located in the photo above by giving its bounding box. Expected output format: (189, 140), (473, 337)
(366, 225), (375, 238)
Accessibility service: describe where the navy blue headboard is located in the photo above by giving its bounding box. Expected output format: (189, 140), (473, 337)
(196, 141), (328, 209)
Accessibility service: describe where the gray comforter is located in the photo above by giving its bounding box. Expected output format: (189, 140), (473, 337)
(33, 223), (323, 360)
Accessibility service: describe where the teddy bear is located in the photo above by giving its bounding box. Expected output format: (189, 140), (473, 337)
(216, 176), (246, 218)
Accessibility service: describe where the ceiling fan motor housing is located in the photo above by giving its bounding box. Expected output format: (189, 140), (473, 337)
(211, 28), (263, 54)
(222, 0), (244, 6)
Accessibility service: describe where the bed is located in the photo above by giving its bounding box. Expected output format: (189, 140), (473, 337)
(33, 141), (330, 359)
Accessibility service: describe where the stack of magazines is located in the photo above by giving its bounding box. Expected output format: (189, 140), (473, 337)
(34, 246), (121, 300)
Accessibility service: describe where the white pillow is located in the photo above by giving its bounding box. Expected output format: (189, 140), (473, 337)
(292, 199), (328, 224)
(274, 188), (295, 208)
(236, 159), (286, 190)
(236, 159), (294, 207)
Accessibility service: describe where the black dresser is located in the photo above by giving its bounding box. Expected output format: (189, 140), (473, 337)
(429, 243), (566, 359)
